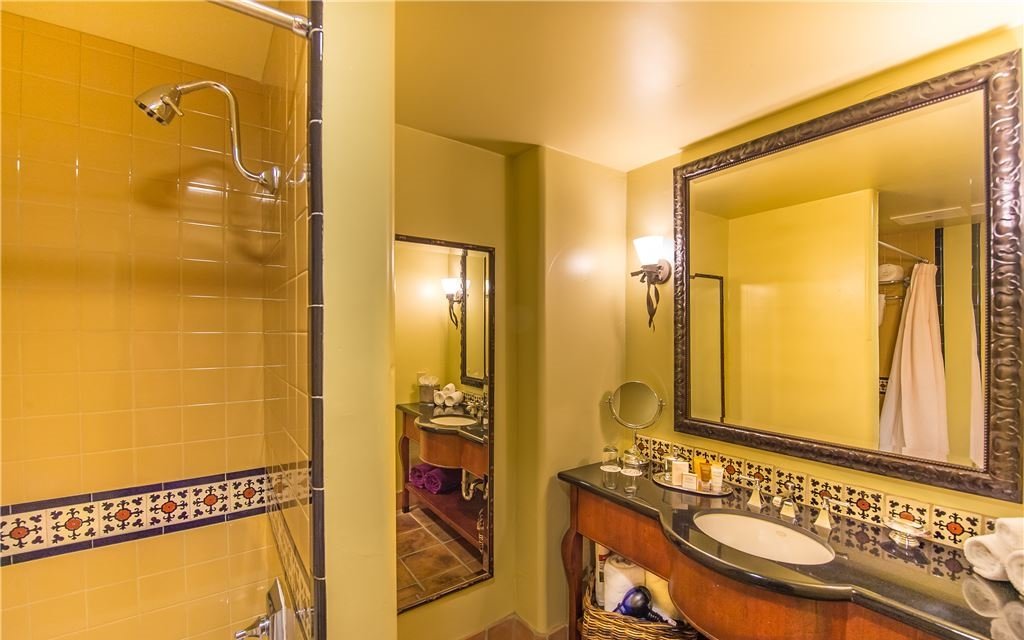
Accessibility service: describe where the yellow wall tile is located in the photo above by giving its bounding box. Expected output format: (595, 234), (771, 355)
(131, 332), (181, 370)
(80, 87), (130, 134)
(183, 439), (226, 477)
(183, 332), (225, 369)
(2, 69), (22, 113)
(82, 449), (134, 493)
(85, 580), (139, 627)
(84, 541), (139, 588)
(20, 331), (79, 373)
(31, 592), (88, 640)
(2, 605), (32, 638)
(19, 116), (78, 164)
(183, 523), (229, 565)
(81, 32), (132, 57)
(2, 24), (24, 70)
(134, 444), (183, 484)
(80, 47), (131, 95)
(134, 406), (182, 447)
(78, 129), (132, 173)
(184, 558), (230, 600)
(137, 569), (187, 613)
(136, 533), (185, 576)
(182, 403), (226, 442)
(79, 371), (133, 412)
(185, 594), (231, 636)
(182, 295), (225, 331)
(136, 605), (189, 640)
(226, 434), (264, 470)
(182, 367), (225, 405)
(130, 291), (180, 331)
(20, 74), (78, 124)
(22, 30), (80, 83)
(81, 411), (132, 453)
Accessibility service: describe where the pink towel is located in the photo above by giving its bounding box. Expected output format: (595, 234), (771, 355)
(423, 467), (460, 494)
(409, 463), (432, 489)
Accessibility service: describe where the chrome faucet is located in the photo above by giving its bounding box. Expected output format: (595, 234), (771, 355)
(775, 480), (798, 520)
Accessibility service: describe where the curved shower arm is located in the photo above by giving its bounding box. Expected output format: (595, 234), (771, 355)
(176, 80), (280, 195)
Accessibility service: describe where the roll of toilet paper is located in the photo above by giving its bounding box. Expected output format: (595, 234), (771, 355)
(603, 555), (644, 613)
(594, 543), (611, 607)
(644, 572), (680, 624)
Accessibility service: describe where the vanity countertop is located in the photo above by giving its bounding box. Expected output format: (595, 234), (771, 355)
(558, 462), (1016, 640)
(396, 403), (488, 444)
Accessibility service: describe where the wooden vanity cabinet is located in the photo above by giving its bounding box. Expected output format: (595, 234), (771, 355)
(397, 409), (488, 550)
(561, 485), (943, 640)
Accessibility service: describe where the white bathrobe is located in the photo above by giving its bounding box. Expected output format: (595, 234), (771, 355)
(879, 263), (949, 460)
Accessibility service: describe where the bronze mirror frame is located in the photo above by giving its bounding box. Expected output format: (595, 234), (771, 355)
(460, 250), (488, 388)
(673, 51), (1022, 501)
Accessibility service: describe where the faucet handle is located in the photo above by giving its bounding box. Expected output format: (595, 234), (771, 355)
(735, 474), (764, 508)
(234, 616), (270, 640)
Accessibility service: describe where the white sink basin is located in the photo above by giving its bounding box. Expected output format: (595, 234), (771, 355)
(694, 511), (835, 566)
(429, 416), (477, 427)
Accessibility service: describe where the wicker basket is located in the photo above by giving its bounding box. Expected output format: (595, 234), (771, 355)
(580, 580), (702, 640)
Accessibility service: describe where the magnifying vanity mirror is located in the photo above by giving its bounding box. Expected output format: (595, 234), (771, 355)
(608, 381), (665, 430)
(393, 235), (495, 612)
(673, 51), (1021, 501)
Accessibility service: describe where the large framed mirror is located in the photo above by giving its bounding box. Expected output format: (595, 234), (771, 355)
(674, 51), (1021, 501)
(393, 234), (495, 611)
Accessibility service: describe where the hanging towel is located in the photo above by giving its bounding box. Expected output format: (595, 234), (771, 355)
(422, 467), (460, 494)
(879, 263), (949, 461)
(879, 263), (905, 282)
(878, 294), (887, 326)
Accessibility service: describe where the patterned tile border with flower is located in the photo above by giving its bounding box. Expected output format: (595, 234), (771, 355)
(0, 465), (311, 565)
(635, 434), (1003, 549)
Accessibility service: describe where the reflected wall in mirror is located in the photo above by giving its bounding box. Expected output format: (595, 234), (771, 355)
(675, 52), (1021, 500)
(393, 235), (495, 611)
(608, 381), (664, 430)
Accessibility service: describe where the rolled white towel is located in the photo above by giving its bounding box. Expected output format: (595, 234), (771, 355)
(1007, 549), (1024, 595)
(997, 519), (1024, 551)
(1005, 599), (1024, 640)
(433, 390), (446, 406)
(963, 575), (1017, 617)
(442, 383), (456, 394)
(965, 534), (1013, 581)
(992, 617), (1018, 640)
(448, 391), (464, 407)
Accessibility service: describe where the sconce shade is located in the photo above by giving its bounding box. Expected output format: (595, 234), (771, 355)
(634, 235), (669, 265)
(441, 277), (461, 295)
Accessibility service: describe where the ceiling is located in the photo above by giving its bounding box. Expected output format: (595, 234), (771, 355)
(396, 1), (1022, 172)
(3, 1), (276, 81)
(691, 90), (986, 231)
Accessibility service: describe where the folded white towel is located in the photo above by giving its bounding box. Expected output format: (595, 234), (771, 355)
(963, 575), (1018, 617)
(1007, 549), (1024, 595)
(997, 519), (1024, 551)
(879, 263), (905, 283)
(965, 534), (1013, 581)
(991, 617), (1018, 640)
(1005, 600), (1024, 640)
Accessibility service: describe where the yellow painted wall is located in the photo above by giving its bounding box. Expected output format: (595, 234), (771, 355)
(942, 222), (981, 467)
(393, 126), (517, 640)
(722, 190), (878, 447)
(513, 147), (626, 634)
(689, 210), (729, 422)
(393, 243), (452, 403)
(321, 3), (397, 639)
(625, 28), (1024, 518)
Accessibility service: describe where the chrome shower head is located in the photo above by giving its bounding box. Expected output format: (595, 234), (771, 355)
(133, 80), (280, 195)
(134, 83), (184, 125)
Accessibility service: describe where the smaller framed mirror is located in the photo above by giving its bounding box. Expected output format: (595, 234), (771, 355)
(608, 381), (665, 430)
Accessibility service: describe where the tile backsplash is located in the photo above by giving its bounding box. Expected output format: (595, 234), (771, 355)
(635, 434), (1004, 549)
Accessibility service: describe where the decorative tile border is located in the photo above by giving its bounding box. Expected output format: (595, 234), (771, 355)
(635, 434), (1005, 549)
(0, 468), (270, 565)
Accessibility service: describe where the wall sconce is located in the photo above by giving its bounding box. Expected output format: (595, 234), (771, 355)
(630, 235), (672, 329)
(441, 277), (466, 328)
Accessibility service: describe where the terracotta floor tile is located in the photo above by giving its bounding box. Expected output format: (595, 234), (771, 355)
(402, 543), (462, 581)
(447, 538), (484, 571)
(397, 527), (441, 557)
(397, 585), (422, 609)
(418, 563), (472, 593)
(396, 512), (420, 534)
(396, 559), (417, 590)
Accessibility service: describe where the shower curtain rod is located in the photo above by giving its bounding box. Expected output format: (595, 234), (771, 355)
(878, 240), (930, 264)
(208, 0), (312, 38)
